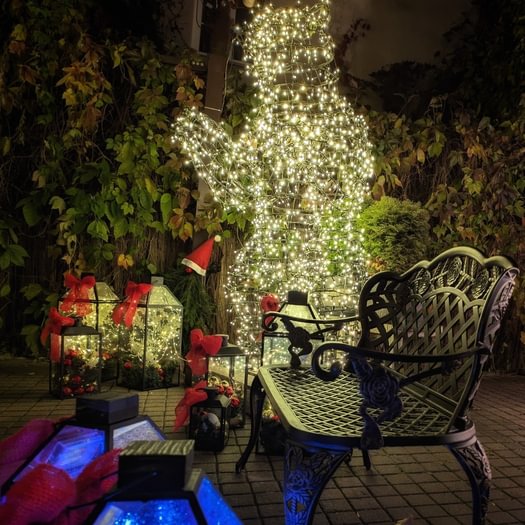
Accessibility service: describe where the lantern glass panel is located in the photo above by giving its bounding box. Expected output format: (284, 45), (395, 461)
(93, 500), (198, 525)
(112, 419), (165, 449)
(118, 284), (183, 390)
(59, 281), (120, 380)
(197, 476), (243, 525)
(207, 345), (248, 428)
(86, 282), (120, 377)
(188, 392), (230, 452)
(49, 326), (102, 398)
(14, 425), (105, 482)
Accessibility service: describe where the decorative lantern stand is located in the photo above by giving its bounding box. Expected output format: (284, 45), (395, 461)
(0, 392), (165, 497)
(206, 343), (249, 428)
(261, 290), (324, 367)
(87, 440), (242, 524)
(117, 277), (183, 391)
(259, 290), (329, 455)
(188, 387), (230, 452)
(49, 322), (102, 399)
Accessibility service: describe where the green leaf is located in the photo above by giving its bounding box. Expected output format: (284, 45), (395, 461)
(102, 244), (115, 261)
(7, 244), (29, 266)
(49, 195), (66, 214)
(113, 217), (129, 239)
(160, 193), (172, 224)
(0, 283), (10, 297)
(22, 202), (40, 227)
(21, 283), (43, 300)
(428, 141), (443, 158)
(87, 219), (109, 241)
(0, 252), (9, 270)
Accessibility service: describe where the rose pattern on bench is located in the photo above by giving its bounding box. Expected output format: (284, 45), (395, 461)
(352, 359), (403, 449)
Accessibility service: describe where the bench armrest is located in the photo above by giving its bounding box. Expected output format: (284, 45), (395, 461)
(311, 340), (489, 382)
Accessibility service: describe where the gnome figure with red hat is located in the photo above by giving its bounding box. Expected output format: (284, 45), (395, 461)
(181, 235), (221, 276)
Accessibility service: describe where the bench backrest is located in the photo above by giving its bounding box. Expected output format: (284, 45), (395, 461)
(357, 247), (518, 414)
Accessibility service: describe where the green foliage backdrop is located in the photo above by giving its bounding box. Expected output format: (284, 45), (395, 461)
(0, 0), (523, 370)
(0, 0), (221, 353)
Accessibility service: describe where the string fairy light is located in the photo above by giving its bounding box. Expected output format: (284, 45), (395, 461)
(173, 0), (373, 356)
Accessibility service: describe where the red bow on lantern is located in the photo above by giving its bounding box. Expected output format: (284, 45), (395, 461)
(185, 328), (224, 377)
(40, 307), (76, 362)
(174, 379), (209, 431)
(112, 281), (152, 328)
(61, 274), (96, 317)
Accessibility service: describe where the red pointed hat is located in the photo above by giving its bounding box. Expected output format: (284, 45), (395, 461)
(181, 235), (220, 276)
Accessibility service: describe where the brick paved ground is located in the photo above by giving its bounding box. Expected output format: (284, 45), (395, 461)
(0, 357), (524, 525)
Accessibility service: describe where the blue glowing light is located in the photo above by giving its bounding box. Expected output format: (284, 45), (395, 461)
(15, 425), (105, 480)
(197, 476), (243, 525)
(93, 500), (198, 525)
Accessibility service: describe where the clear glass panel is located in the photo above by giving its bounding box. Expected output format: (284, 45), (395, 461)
(50, 333), (101, 397)
(112, 419), (164, 449)
(118, 284), (183, 390)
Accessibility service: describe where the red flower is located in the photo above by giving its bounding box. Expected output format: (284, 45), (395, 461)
(123, 361), (133, 369)
(71, 375), (82, 384)
(62, 387), (73, 396)
(216, 385), (225, 394)
(68, 349), (79, 358)
(225, 386), (234, 397)
(230, 396), (240, 408)
(102, 352), (111, 360)
(74, 387), (85, 395)
(63, 359), (72, 366)
(85, 385), (95, 393)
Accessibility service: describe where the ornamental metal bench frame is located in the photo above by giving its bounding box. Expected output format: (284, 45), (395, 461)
(236, 247), (518, 525)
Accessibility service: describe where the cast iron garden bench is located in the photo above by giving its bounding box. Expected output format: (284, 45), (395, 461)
(236, 247), (518, 525)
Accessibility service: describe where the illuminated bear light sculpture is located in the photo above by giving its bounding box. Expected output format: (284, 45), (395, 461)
(175, 0), (373, 352)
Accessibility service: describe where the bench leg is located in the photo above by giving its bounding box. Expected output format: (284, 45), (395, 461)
(236, 375), (266, 473)
(449, 438), (492, 525)
(283, 442), (348, 525)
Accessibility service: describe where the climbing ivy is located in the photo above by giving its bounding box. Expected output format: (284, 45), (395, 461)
(0, 0), (221, 353)
(352, 0), (525, 370)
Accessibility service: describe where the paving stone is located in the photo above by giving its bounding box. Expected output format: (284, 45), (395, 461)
(356, 507), (392, 523)
(403, 493), (436, 507)
(258, 503), (285, 518)
(325, 511), (362, 524)
(1, 360), (525, 525)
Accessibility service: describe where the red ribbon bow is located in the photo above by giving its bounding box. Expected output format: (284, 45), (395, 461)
(40, 307), (76, 362)
(112, 281), (152, 328)
(185, 328), (224, 377)
(174, 379), (209, 431)
(61, 274), (96, 317)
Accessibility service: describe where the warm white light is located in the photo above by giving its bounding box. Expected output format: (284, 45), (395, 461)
(174, 1), (373, 355)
